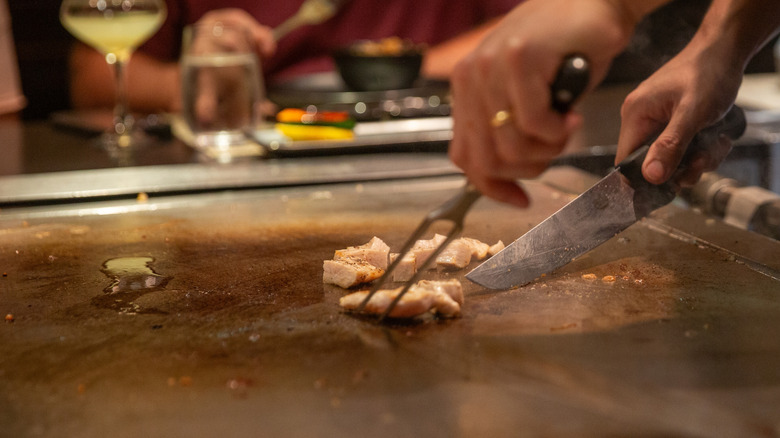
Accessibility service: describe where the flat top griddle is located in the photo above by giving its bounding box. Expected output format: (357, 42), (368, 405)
(1, 168), (779, 437)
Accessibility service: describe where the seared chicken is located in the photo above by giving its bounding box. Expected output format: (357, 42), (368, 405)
(326, 235), (502, 318)
(389, 252), (416, 282)
(461, 237), (491, 260)
(340, 279), (464, 318)
(323, 257), (384, 288)
(334, 236), (390, 270)
(436, 239), (472, 270)
(410, 233), (447, 270)
(488, 240), (505, 256)
(435, 237), (494, 270)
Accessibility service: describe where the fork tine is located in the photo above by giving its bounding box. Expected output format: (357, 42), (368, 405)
(355, 181), (481, 320)
(377, 223), (463, 321)
(354, 214), (433, 313)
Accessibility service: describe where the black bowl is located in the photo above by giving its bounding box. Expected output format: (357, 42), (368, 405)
(332, 41), (424, 91)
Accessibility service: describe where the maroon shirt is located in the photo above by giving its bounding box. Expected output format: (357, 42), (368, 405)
(142, 0), (523, 83)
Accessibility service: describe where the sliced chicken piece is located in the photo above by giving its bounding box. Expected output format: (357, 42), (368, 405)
(488, 240), (505, 257)
(429, 290), (461, 317)
(389, 252), (416, 282)
(436, 239), (472, 270)
(339, 287), (434, 319)
(334, 236), (390, 269)
(323, 257), (384, 288)
(416, 279), (463, 317)
(340, 279), (463, 318)
(459, 238), (490, 260)
(410, 233), (447, 270)
(419, 279), (464, 305)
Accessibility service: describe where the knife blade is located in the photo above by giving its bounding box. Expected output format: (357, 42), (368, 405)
(466, 106), (747, 290)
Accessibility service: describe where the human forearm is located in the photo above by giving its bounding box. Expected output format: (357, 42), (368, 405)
(424, 0), (673, 81)
(615, 0), (780, 185)
(69, 43), (180, 113)
(694, 0), (780, 71)
(422, 18), (502, 79)
(126, 52), (181, 113)
(602, 0), (673, 31)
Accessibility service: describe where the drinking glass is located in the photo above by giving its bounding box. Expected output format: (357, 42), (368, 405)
(180, 22), (263, 153)
(60, 0), (167, 148)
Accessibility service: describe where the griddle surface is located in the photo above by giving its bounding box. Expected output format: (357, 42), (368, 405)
(1, 170), (779, 437)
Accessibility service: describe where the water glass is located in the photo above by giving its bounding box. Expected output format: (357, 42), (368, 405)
(181, 23), (263, 151)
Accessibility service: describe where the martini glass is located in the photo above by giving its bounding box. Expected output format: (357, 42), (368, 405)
(60, 0), (166, 149)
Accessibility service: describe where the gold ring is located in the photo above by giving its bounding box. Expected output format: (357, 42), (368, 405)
(490, 110), (511, 128)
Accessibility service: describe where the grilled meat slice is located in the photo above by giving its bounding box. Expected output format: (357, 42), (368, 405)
(340, 279), (463, 318)
(389, 252), (416, 282)
(460, 237), (490, 260)
(488, 240), (505, 256)
(334, 236), (390, 270)
(410, 233), (447, 270)
(436, 239), (472, 270)
(323, 257), (384, 288)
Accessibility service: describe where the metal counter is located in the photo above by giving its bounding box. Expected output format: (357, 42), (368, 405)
(1, 168), (779, 437)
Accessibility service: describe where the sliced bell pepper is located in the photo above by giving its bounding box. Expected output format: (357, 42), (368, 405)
(276, 108), (355, 129)
(275, 123), (354, 141)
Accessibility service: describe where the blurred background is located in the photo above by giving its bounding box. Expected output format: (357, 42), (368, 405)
(9, 0), (72, 120)
(8, 0), (779, 121)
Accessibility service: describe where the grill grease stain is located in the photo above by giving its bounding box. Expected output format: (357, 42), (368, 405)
(94, 257), (172, 314)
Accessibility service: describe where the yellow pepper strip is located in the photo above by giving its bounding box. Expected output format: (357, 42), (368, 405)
(275, 123), (355, 141)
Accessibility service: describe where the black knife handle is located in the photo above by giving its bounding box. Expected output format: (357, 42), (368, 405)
(550, 54), (590, 113)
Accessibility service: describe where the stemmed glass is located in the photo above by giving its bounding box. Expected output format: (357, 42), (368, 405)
(60, 0), (167, 149)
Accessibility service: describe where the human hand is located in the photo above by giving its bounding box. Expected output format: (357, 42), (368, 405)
(615, 33), (744, 188)
(448, 0), (635, 207)
(194, 9), (276, 59)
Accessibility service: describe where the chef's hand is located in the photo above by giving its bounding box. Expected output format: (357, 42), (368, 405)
(448, 0), (639, 208)
(615, 32), (742, 188)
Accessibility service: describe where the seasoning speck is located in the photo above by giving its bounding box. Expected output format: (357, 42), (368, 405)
(5, 314), (14, 323)
(581, 273), (597, 280)
(602, 275), (617, 282)
(137, 192), (149, 203)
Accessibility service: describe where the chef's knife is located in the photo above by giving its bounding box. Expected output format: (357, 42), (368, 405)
(466, 105), (747, 290)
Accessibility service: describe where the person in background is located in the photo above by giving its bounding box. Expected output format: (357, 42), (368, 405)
(0, 0), (25, 118)
(68, 0), (523, 115)
(449, 0), (780, 207)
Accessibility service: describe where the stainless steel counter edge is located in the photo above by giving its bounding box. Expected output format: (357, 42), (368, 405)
(0, 153), (460, 206)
